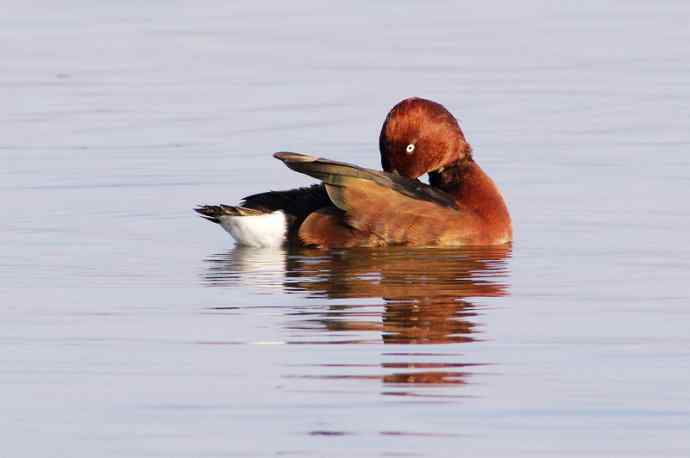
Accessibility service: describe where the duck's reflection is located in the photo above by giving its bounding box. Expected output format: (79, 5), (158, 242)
(203, 245), (511, 393)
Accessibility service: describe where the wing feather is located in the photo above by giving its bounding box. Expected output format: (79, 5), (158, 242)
(274, 152), (478, 246)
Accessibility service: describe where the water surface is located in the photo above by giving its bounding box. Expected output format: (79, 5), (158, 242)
(2, 1), (690, 456)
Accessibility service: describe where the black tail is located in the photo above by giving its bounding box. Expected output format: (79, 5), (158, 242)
(194, 205), (265, 224)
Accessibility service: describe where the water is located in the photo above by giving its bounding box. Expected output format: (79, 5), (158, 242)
(2, 1), (690, 456)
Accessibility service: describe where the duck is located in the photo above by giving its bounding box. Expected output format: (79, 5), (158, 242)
(195, 97), (512, 248)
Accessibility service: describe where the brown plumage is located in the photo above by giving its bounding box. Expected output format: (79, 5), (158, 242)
(275, 152), (508, 247)
(379, 97), (472, 179)
(195, 97), (512, 247)
(378, 97), (512, 245)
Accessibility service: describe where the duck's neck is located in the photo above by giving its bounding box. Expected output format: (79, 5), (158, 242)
(429, 159), (512, 236)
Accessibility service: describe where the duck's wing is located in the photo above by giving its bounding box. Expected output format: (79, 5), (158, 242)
(274, 153), (458, 209)
(274, 152), (477, 246)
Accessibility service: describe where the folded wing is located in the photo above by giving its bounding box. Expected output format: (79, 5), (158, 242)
(274, 152), (479, 246)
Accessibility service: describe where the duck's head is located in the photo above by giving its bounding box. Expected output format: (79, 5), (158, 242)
(379, 97), (472, 179)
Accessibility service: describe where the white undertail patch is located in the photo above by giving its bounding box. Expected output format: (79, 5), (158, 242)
(219, 211), (287, 248)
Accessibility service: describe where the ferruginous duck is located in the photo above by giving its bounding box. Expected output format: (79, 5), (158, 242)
(195, 97), (512, 248)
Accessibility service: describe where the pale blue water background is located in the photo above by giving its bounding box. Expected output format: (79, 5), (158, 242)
(1, 1), (689, 456)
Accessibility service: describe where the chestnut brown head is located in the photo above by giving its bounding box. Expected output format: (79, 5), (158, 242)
(379, 97), (472, 179)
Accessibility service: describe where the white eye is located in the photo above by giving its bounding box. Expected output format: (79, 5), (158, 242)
(406, 143), (415, 154)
